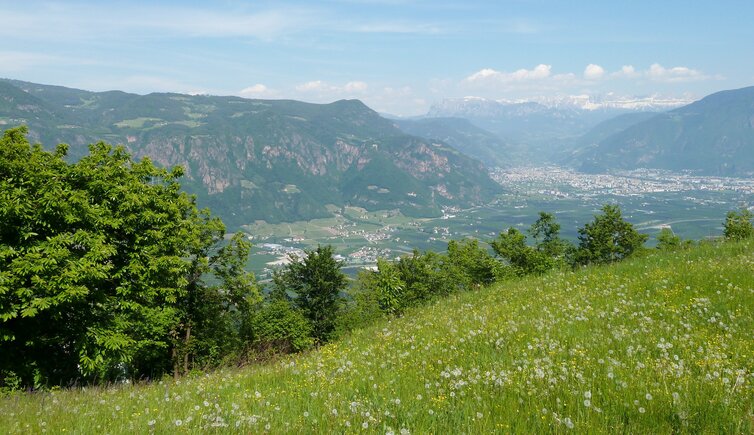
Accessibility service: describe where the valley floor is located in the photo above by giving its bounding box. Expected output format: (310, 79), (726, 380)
(2, 241), (753, 433)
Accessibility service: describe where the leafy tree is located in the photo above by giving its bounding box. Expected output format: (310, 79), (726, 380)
(371, 258), (406, 315)
(394, 250), (455, 304)
(0, 126), (257, 387)
(529, 212), (573, 261)
(723, 208), (753, 241)
(575, 204), (648, 265)
(491, 228), (554, 276)
(273, 245), (347, 343)
(247, 299), (313, 355)
(445, 238), (500, 287)
(656, 227), (682, 251)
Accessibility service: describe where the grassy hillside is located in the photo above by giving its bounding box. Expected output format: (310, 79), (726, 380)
(2, 241), (753, 433)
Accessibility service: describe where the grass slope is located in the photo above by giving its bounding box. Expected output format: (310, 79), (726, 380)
(2, 241), (753, 433)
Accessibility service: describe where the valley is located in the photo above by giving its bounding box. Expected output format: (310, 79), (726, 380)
(245, 166), (754, 280)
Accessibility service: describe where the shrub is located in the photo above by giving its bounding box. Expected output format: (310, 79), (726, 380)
(723, 208), (753, 241)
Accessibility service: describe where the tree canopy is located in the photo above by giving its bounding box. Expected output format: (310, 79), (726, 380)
(0, 126), (257, 387)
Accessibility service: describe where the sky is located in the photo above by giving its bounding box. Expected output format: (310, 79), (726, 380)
(1, 0), (753, 116)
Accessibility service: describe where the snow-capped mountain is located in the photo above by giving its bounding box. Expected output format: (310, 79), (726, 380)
(428, 94), (693, 118)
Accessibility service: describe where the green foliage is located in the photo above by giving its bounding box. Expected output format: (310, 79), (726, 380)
(723, 208), (753, 241)
(272, 245), (347, 343)
(491, 228), (555, 276)
(247, 299), (313, 355)
(445, 238), (500, 286)
(491, 212), (573, 276)
(656, 227), (683, 251)
(394, 250), (456, 304)
(0, 126), (257, 387)
(2, 240), (752, 433)
(575, 204), (648, 265)
(371, 259), (405, 315)
(529, 211), (573, 262)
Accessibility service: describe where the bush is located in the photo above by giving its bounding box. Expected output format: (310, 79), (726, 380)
(248, 299), (314, 354)
(723, 208), (753, 241)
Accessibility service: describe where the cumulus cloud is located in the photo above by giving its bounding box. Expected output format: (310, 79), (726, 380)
(239, 83), (275, 97)
(295, 80), (328, 92)
(465, 64), (552, 84)
(344, 81), (368, 92)
(295, 80), (368, 95)
(583, 64), (605, 80)
(611, 63), (711, 82)
(646, 63), (706, 82)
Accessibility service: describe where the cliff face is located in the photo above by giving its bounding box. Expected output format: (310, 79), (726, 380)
(0, 80), (502, 226)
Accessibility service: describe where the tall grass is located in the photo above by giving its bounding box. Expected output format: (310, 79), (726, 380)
(2, 241), (753, 433)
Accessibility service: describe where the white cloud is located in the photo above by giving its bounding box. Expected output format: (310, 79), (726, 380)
(610, 63), (710, 82)
(239, 84), (277, 98)
(583, 64), (605, 80)
(344, 81), (368, 92)
(295, 80), (369, 95)
(465, 64), (552, 84)
(618, 65), (639, 78)
(295, 80), (329, 92)
(647, 63), (706, 82)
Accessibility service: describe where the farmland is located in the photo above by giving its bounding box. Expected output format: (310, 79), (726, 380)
(245, 167), (754, 280)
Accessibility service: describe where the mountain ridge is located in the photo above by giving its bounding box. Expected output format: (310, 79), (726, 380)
(0, 79), (502, 226)
(569, 86), (754, 175)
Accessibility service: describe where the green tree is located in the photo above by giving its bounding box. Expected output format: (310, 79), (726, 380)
(575, 204), (648, 265)
(445, 238), (500, 287)
(656, 227), (682, 251)
(0, 126), (257, 387)
(394, 250), (455, 304)
(273, 245), (347, 343)
(247, 299), (313, 355)
(491, 228), (553, 276)
(723, 208), (753, 241)
(529, 212), (573, 264)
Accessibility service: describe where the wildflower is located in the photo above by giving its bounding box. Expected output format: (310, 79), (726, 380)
(147, 420), (156, 426)
(332, 409), (338, 416)
(174, 419), (183, 426)
(476, 412), (483, 419)
(362, 422), (369, 429)
(638, 407), (646, 414)
(584, 400), (591, 407)
(584, 391), (592, 399)
(645, 393), (653, 401)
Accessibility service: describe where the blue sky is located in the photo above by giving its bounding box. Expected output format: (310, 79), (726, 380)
(1, 0), (753, 115)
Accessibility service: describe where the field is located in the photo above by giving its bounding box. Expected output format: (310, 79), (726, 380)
(3, 240), (752, 433)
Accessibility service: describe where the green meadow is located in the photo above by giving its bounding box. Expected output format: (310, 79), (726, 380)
(2, 240), (753, 434)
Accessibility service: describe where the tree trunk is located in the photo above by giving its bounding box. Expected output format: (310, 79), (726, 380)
(183, 325), (191, 375)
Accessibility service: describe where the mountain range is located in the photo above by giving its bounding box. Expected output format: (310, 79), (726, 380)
(426, 95), (691, 150)
(0, 79), (501, 226)
(391, 117), (520, 167)
(568, 86), (754, 175)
